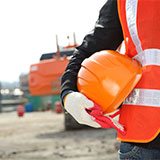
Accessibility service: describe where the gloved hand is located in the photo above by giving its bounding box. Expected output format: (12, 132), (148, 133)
(64, 92), (101, 128)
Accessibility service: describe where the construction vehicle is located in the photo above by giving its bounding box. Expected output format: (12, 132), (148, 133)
(28, 34), (89, 130)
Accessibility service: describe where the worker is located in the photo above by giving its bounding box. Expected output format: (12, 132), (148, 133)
(61, 0), (160, 159)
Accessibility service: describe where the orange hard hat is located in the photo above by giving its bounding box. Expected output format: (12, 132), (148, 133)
(77, 50), (142, 114)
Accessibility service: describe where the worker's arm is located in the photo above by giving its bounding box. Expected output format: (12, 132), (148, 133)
(61, 0), (124, 128)
(61, 0), (124, 102)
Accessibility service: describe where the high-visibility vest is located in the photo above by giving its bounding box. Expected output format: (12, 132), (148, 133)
(117, 0), (160, 143)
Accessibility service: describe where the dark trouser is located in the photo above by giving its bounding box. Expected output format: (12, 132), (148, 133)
(118, 142), (160, 160)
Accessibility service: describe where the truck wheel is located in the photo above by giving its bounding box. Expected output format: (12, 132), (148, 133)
(64, 112), (90, 130)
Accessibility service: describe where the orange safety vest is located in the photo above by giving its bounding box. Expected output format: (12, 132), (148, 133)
(117, 0), (160, 142)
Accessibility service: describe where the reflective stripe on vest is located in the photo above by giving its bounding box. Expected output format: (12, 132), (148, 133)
(125, 0), (160, 107)
(133, 49), (160, 67)
(126, 0), (142, 53)
(123, 88), (160, 107)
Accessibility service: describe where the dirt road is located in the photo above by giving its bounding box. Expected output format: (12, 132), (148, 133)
(0, 111), (119, 160)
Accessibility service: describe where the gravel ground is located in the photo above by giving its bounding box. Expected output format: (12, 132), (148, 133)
(0, 111), (119, 160)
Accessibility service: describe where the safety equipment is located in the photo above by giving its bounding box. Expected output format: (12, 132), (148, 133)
(86, 104), (126, 135)
(117, 0), (160, 142)
(77, 50), (142, 114)
(64, 92), (101, 128)
(64, 91), (126, 134)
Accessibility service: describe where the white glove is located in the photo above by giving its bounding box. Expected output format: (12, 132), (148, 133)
(64, 92), (100, 128)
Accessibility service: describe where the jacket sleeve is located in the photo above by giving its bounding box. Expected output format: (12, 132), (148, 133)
(61, 0), (124, 102)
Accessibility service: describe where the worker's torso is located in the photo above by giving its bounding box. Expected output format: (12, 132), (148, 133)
(117, 0), (160, 142)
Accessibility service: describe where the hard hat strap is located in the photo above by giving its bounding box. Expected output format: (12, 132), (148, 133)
(86, 104), (126, 135)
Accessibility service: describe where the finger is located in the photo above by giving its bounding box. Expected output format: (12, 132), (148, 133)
(83, 99), (94, 109)
(80, 109), (100, 128)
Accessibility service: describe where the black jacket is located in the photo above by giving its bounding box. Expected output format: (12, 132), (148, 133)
(61, 0), (160, 148)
